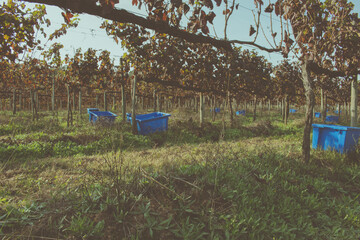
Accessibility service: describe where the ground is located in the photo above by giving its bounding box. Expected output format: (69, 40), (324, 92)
(0, 107), (360, 239)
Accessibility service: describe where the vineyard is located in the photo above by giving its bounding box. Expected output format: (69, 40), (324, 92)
(1, 0), (360, 239)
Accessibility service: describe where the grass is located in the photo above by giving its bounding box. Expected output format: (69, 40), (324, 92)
(0, 108), (360, 239)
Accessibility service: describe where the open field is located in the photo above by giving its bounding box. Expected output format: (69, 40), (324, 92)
(1, 108), (360, 239)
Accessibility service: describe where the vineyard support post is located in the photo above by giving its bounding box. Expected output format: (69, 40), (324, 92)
(79, 89), (82, 116)
(158, 94), (162, 112)
(96, 94), (99, 108)
(351, 75), (358, 127)
(121, 84), (126, 122)
(253, 95), (257, 122)
(200, 92), (204, 127)
(131, 75), (138, 134)
(153, 90), (157, 112)
(104, 91), (107, 111)
(12, 89), (16, 115)
(72, 91), (75, 113)
(19, 91), (22, 111)
(321, 88), (327, 123)
(52, 73), (55, 112)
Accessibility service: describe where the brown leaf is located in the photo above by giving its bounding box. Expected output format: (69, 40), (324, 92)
(183, 3), (190, 14)
(206, 11), (216, 24)
(203, 0), (213, 9)
(214, 0), (221, 6)
(249, 25), (256, 36)
(201, 25), (209, 34)
(223, 9), (230, 15)
(274, 0), (281, 16)
(264, 4), (273, 13)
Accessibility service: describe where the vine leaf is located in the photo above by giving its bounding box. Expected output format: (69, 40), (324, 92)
(249, 25), (256, 36)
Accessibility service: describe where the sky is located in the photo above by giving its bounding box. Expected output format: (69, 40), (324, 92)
(2, 0), (360, 66)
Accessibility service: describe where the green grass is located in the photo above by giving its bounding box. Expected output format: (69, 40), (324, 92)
(0, 109), (360, 239)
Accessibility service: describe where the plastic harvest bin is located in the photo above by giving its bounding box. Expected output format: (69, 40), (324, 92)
(312, 124), (360, 153)
(127, 112), (171, 135)
(289, 109), (297, 113)
(87, 108), (99, 122)
(210, 108), (220, 113)
(314, 112), (321, 118)
(325, 115), (339, 123)
(236, 110), (246, 116)
(89, 111), (117, 124)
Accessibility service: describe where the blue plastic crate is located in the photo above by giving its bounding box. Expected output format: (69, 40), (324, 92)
(127, 112), (171, 135)
(325, 115), (339, 123)
(289, 109), (297, 113)
(89, 111), (117, 124)
(87, 108), (99, 122)
(312, 124), (360, 153)
(315, 112), (321, 118)
(210, 108), (220, 113)
(236, 110), (246, 116)
(334, 110), (342, 114)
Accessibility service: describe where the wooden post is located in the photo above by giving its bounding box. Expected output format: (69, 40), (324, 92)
(131, 75), (138, 134)
(12, 89), (16, 115)
(121, 85), (126, 122)
(153, 90), (157, 112)
(112, 94), (116, 111)
(72, 91), (75, 113)
(19, 91), (22, 111)
(321, 88), (327, 123)
(52, 73), (55, 112)
(351, 75), (358, 127)
(253, 95), (257, 122)
(79, 89), (82, 115)
(104, 91), (107, 111)
(200, 92), (204, 126)
(96, 94), (99, 108)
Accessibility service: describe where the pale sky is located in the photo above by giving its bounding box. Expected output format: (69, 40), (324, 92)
(2, 0), (360, 66)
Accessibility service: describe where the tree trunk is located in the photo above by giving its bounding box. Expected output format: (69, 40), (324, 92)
(351, 76), (358, 127)
(72, 91), (75, 113)
(301, 60), (315, 163)
(284, 95), (289, 125)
